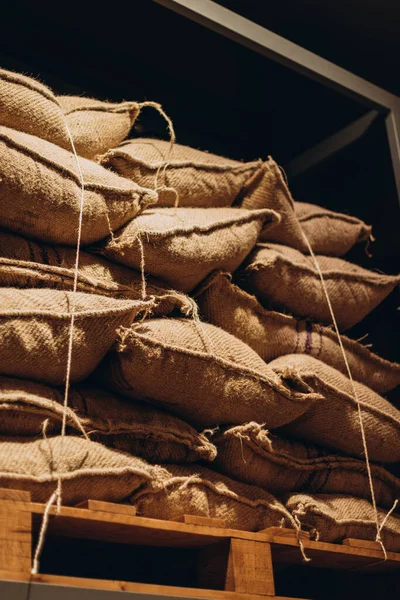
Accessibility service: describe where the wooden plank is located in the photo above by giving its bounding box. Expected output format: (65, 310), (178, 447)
(0, 540), (31, 558)
(260, 527), (310, 541)
(0, 555), (31, 573)
(175, 515), (226, 528)
(342, 538), (383, 552)
(0, 570), (304, 600)
(226, 539), (275, 596)
(75, 500), (137, 517)
(0, 489), (31, 502)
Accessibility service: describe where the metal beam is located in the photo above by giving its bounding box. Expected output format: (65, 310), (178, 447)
(154, 0), (397, 111)
(285, 110), (380, 178)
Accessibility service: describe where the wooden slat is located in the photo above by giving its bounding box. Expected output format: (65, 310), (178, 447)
(0, 540), (31, 558)
(0, 489), (31, 502)
(342, 538), (383, 551)
(0, 503), (31, 573)
(260, 527), (310, 541)
(75, 500), (137, 517)
(175, 515), (226, 528)
(0, 570), (304, 600)
(226, 539), (275, 596)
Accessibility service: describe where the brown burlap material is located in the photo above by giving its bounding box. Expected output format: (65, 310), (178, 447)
(283, 493), (400, 552)
(98, 318), (322, 427)
(58, 95), (140, 160)
(0, 126), (157, 245)
(195, 271), (400, 393)
(0, 376), (216, 463)
(214, 423), (399, 508)
(241, 243), (400, 330)
(295, 202), (372, 256)
(270, 354), (400, 462)
(0, 230), (195, 317)
(0, 288), (151, 385)
(131, 463), (293, 532)
(99, 207), (279, 292)
(0, 434), (161, 505)
(101, 142), (306, 250)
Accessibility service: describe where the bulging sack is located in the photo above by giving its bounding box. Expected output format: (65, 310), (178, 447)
(0, 230), (195, 317)
(195, 271), (400, 393)
(0, 434), (161, 505)
(0, 376), (216, 463)
(283, 493), (400, 552)
(270, 354), (400, 462)
(131, 463), (293, 532)
(0, 126), (157, 245)
(0, 68), (141, 159)
(240, 243), (400, 330)
(98, 318), (322, 427)
(0, 288), (152, 385)
(101, 142), (306, 250)
(99, 207), (279, 292)
(294, 202), (372, 256)
(214, 423), (399, 508)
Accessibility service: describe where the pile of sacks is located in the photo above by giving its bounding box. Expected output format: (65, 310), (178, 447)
(0, 67), (400, 551)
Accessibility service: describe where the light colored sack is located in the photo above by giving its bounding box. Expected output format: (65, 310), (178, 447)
(99, 207), (279, 292)
(0, 230), (195, 317)
(270, 354), (400, 462)
(295, 202), (372, 256)
(131, 463), (293, 532)
(214, 423), (399, 508)
(241, 243), (400, 330)
(101, 142), (306, 250)
(58, 95), (140, 159)
(99, 318), (322, 427)
(0, 288), (151, 385)
(0, 126), (157, 245)
(0, 69), (141, 160)
(0, 434), (161, 505)
(284, 493), (400, 552)
(195, 271), (400, 393)
(0, 376), (216, 463)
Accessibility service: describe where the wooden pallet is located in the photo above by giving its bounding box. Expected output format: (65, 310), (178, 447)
(0, 488), (399, 599)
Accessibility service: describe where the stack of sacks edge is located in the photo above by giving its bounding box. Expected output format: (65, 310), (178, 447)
(0, 66), (399, 552)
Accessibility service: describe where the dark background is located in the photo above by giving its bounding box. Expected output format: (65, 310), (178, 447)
(1, 0), (399, 360)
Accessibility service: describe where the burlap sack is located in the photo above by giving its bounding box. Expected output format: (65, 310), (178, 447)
(99, 207), (279, 293)
(0, 230), (195, 317)
(0, 434), (162, 505)
(58, 95), (140, 159)
(283, 493), (400, 552)
(195, 271), (400, 393)
(101, 142), (307, 250)
(295, 202), (372, 256)
(214, 423), (399, 509)
(131, 463), (293, 532)
(0, 126), (157, 245)
(0, 288), (151, 385)
(241, 243), (400, 330)
(0, 376), (217, 464)
(270, 354), (400, 462)
(0, 69), (140, 160)
(98, 318), (322, 427)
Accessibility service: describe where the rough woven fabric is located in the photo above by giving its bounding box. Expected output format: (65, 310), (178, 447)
(0, 126), (157, 245)
(98, 318), (322, 427)
(58, 95), (140, 160)
(0, 434), (161, 505)
(101, 142), (306, 250)
(195, 271), (400, 393)
(0, 376), (216, 463)
(270, 354), (400, 463)
(0, 288), (151, 385)
(283, 493), (400, 552)
(0, 230), (195, 318)
(214, 423), (399, 509)
(241, 243), (400, 331)
(99, 207), (279, 293)
(294, 202), (372, 256)
(131, 463), (293, 532)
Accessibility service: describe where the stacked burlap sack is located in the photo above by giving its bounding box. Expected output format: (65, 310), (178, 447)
(0, 67), (399, 550)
